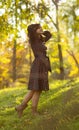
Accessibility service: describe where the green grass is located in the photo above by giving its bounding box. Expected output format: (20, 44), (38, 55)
(0, 78), (79, 130)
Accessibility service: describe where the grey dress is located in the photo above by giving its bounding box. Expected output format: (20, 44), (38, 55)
(28, 31), (51, 91)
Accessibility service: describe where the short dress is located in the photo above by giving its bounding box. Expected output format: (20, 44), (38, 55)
(28, 31), (51, 91)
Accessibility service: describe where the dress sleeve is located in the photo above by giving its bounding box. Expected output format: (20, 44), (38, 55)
(43, 31), (52, 42)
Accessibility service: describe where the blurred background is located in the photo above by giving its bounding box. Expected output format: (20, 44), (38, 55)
(0, 0), (79, 89)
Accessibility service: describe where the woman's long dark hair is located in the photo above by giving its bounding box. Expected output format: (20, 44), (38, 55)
(27, 24), (40, 44)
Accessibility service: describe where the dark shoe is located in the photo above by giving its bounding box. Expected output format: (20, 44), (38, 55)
(31, 107), (40, 116)
(32, 111), (40, 116)
(15, 104), (28, 118)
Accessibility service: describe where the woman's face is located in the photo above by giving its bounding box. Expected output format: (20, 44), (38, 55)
(36, 26), (43, 34)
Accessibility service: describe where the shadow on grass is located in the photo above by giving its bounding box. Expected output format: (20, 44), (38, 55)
(0, 79), (79, 130)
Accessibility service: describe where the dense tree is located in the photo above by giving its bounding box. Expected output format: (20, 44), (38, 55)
(0, 0), (79, 88)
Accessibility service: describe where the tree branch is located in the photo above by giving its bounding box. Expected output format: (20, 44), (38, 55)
(52, 0), (57, 6)
(66, 49), (79, 69)
(47, 14), (57, 29)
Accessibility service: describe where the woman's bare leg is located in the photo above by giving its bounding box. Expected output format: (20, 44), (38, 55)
(15, 90), (34, 117)
(31, 90), (42, 115)
(22, 90), (34, 104)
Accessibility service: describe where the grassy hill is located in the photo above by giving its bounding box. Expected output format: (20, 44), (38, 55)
(0, 78), (79, 130)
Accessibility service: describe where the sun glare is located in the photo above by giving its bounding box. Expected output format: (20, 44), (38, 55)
(19, 30), (26, 41)
(75, 8), (79, 16)
(21, 4), (26, 10)
(0, 8), (5, 16)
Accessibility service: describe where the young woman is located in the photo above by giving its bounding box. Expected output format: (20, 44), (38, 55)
(15, 24), (52, 117)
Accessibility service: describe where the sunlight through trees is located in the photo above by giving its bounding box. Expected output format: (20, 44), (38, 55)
(0, 0), (79, 88)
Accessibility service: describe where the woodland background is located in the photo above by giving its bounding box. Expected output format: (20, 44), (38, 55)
(0, 1), (79, 130)
(0, 0), (79, 88)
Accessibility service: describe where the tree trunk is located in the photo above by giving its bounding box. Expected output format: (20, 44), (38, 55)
(56, 3), (64, 79)
(58, 44), (64, 79)
(13, 39), (16, 82)
(12, 0), (17, 82)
